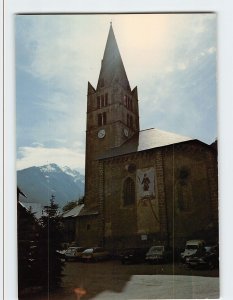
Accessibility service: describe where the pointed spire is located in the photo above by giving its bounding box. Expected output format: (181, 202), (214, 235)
(97, 24), (131, 91)
(87, 81), (96, 95)
(132, 86), (138, 98)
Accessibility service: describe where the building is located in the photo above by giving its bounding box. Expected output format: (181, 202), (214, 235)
(62, 203), (84, 244)
(76, 24), (218, 251)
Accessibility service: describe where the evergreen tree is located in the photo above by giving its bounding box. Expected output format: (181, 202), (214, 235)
(36, 195), (64, 290)
(18, 202), (39, 291)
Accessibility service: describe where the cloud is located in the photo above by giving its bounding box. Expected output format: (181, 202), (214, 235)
(17, 15), (106, 90)
(18, 14), (216, 90)
(16, 14), (217, 169)
(17, 146), (85, 173)
(31, 142), (44, 147)
(177, 62), (187, 71)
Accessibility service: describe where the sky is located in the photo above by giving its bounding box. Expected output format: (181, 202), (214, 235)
(15, 14), (217, 173)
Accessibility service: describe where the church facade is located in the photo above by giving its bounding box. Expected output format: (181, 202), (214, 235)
(76, 25), (218, 251)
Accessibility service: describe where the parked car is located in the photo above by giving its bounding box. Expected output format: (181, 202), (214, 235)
(120, 248), (148, 264)
(186, 245), (219, 269)
(64, 247), (86, 261)
(180, 240), (206, 262)
(145, 245), (173, 264)
(81, 247), (109, 262)
(56, 249), (67, 259)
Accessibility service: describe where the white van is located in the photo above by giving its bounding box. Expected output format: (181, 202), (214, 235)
(180, 240), (205, 262)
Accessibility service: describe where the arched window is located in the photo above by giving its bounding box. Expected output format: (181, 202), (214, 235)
(176, 167), (193, 212)
(177, 183), (192, 212)
(123, 177), (135, 206)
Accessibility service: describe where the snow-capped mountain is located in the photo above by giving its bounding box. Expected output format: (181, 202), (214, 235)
(60, 166), (85, 184)
(17, 163), (85, 208)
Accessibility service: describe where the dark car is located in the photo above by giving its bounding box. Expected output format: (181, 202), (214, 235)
(121, 248), (147, 264)
(145, 245), (173, 264)
(186, 245), (219, 269)
(81, 247), (110, 262)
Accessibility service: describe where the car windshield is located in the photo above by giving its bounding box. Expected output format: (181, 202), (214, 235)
(149, 246), (164, 253)
(83, 249), (93, 254)
(66, 250), (75, 254)
(186, 245), (198, 250)
(75, 248), (84, 252)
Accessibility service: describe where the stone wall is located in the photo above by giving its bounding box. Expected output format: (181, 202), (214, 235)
(102, 150), (163, 250)
(162, 141), (218, 247)
(77, 141), (218, 250)
(76, 215), (102, 247)
(101, 141), (218, 250)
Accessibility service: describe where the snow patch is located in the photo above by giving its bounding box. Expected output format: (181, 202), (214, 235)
(40, 163), (60, 173)
(61, 166), (77, 177)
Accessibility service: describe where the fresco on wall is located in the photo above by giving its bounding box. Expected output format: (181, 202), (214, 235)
(137, 167), (156, 200)
(136, 167), (160, 234)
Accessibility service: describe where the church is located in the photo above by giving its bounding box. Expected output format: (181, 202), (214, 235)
(76, 24), (218, 251)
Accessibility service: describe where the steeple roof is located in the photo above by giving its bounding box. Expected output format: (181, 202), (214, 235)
(97, 24), (131, 91)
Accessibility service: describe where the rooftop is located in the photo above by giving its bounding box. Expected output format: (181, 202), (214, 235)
(62, 204), (85, 218)
(99, 128), (195, 160)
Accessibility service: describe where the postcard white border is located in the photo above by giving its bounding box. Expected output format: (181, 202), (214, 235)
(2, 0), (233, 299)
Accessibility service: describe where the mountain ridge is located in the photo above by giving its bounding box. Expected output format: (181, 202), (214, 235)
(17, 163), (85, 208)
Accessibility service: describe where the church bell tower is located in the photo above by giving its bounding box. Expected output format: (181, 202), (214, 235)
(85, 24), (140, 210)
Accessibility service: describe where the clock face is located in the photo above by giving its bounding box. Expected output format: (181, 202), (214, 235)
(98, 129), (106, 139)
(124, 128), (129, 137)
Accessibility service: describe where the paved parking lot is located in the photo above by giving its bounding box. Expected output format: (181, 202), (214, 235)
(22, 260), (219, 300)
(63, 261), (218, 299)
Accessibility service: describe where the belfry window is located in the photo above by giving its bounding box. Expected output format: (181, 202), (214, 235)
(130, 115), (133, 128)
(98, 114), (102, 126)
(124, 95), (127, 106)
(103, 112), (107, 125)
(97, 93), (108, 108)
(101, 95), (105, 107)
(129, 98), (133, 110)
(105, 93), (108, 106)
(123, 177), (135, 206)
(127, 114), (133, 128)
(97, 96), (101, 109)
(124, 95), (133, 111)
(98, 112), (107, 126)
